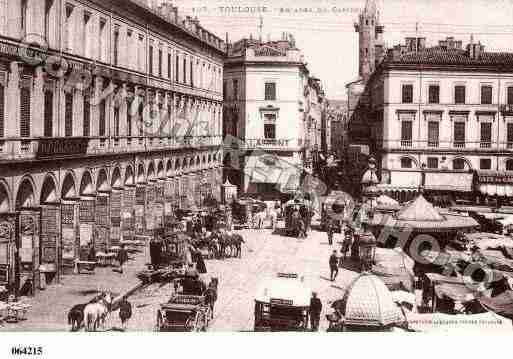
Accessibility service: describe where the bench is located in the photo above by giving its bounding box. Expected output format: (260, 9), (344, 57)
(74, 260), (97, 274)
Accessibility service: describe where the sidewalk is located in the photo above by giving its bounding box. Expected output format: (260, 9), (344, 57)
(0, 246), (148, 331)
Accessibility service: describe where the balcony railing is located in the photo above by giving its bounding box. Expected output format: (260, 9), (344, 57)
(454, 141), (465, 148)
(400, 140), (412, 147)
(480, 141), (491, 149)
(427, 141), (439, 148)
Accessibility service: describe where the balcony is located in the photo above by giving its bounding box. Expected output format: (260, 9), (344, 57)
(400, 140), (412, 148)
(454, 141), (465, 148)
(480, 142), (491, 149)
(427, 141), (439, 148)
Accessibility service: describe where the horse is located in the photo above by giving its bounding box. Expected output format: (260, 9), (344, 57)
(67, 293), (106, 331)
(118, 298), (132, 331)
(268, 209), (278, 231)
(253, 211), (266, 229)
(230, 233), (245, 258)
(83, 292), (113, 332)
(204, 277), (219, 319)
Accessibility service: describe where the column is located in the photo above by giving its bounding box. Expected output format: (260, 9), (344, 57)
(121, 185), (136, 241)
(110, 188), (122, 247)
(0, 214), (16, 297)
(95, 192), (110, 252)
(119, 83), (128, 146)
(61, 200), (79, 273)
(18, 210), (41, 296)
(32, 66), (44, 137)
(40, 203), (61, 284)
(79, 196), (95, 259)
(6, 62), (20, 137)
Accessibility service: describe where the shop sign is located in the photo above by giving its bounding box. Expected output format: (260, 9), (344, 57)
(36, 137), (89, 158)
(479, 174), (513, 184)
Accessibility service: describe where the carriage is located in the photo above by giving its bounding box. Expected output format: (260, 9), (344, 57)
(155, 294), (211, 332)
(283, 199), (312, 236)
(254, 273), (311, 331)
(321, 190), (353, 232)
(231, 198), (267, 228)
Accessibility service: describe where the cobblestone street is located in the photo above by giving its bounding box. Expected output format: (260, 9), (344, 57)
(1, 221), (359, 332)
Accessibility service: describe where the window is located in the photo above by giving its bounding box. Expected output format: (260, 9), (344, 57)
(480, 122), (492, 148)
(138, 35), (144, 71)
(175, 54), (179, 82)
(167, 53), (171, 79)
(138, 103), (143, 136)
(0, 80), (4, 137)
(427, 157), (438, 169)
(402, 84), (413, 103)
(481, 85), (492, 104)
(508, 123), (513, 148)
(264, 124), (276, 139)
(453, 158), (465, 170)
(183, 58), (186, 84)
(20, 84), (31, 138)
(113, 27), (120, 66)
(265, 82), (276, 101)
(507, 159), (513, 171)
(508, 87), (513, 105)
(480, 158), (491, 170)
(428, 121), (439, 147)
(148, 44), (153, 76)
(83, 97), (90, 136)
(400, 157), (413, 169)
(44, 0), (54, 43)
(454, 85), (466, 104)
(43, 90), (53, 137)
(401, 120), (412, 146)
(454, 122), (465, 147)
(223, 81), (227, 98)
(113, 107), (119, 137)
(99, 18), (106, 61)
(158, 48), (162, 77)
(190, 59), (194, 87)
(126, 100), (132, 137)
(83, 11), (91, 57)
(99, 100), (106, 136)
(233, 79), (239, 100)
(428, 85), (440, 104)
(64, 92), (73, 136)
(21, 0), (28, 36)
(64, 4), (74, 51)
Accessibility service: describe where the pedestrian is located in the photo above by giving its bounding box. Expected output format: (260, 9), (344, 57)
(118, 298), (132, 331)
(298, 219), (307, 239)
(195, 249), (207, 274)
(309, 292), (322, 331)
(327, 218), (335, 245)
(329, 250), (339, 281)
(117, 244), (128, 274)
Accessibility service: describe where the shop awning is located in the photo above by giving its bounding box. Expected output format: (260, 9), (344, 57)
(479, 183), (513, 197)
(425, 172), (473, 192)
(477, 170), (513, 197)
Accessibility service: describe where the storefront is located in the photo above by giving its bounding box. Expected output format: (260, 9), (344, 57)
(135, 185), (146, 236)
(79, 197), (95, 260)
(110, 189), (122, 247)
(0, 214), (16, 297)
(95, 193), (110, 252)
(121, 186), (135, 241)
(476, 170), (513, 206)
(61, 201), (79, 272)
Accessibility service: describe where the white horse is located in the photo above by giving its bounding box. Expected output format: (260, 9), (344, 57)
(253, 211), (267, 229)
(83, 292), (113, 332)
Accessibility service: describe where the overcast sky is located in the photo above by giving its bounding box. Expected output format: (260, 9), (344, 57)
(168, 0), (513, 100)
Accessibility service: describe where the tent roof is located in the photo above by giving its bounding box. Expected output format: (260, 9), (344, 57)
(396, 195), (444, 222)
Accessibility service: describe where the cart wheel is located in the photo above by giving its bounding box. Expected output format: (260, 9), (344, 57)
(185, 316), (196, 331)
(155, 311), (163, 332)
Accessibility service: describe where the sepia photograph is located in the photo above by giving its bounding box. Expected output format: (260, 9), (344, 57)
(0, 0), (513, 356)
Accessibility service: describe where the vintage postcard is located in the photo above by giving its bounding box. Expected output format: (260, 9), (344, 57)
(0, 0), (512, 357)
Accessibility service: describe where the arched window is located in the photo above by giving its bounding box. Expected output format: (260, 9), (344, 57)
(453, 158), (465, 170)
(400, 157), (413, 169)
(507, 159), (513, 171)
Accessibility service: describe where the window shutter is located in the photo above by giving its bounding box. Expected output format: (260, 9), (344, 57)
(43, 90), (53, 137)
(454, 122), (466, 142)
(126, 99), (132, 137)
(0, 74), (4, 137)
(65, 92), (73, 136)
(99, 100), (106, 136)
(20, 79), (31, 138)
(114, 107), (119, 137)
(83, 96), (90, 136)
(401, 121), (412, 141)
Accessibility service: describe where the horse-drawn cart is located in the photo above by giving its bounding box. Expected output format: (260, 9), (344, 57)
(155, 294), (211, 332)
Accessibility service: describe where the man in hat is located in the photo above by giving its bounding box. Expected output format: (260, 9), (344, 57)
(309, 292), (322, 331)
(329, 250), (339, 281)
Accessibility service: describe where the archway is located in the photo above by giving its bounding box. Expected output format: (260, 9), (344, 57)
(61, 172), (77, 199)
(166, 159), (173, 177)
(196, 156), (201, 166)
(96, 169), (109, 192)
(189, 157), (194, 168)
(80, 171), (95, 196)
(0, 181), (10, 212)
(16, 177), (36, 208)
(40, 174), (58, 204)
(202, 155), (206, 164)
(125, 165), (135, 186)
(157, 161), (164, 178)
(111, 167), (122, 189)
(137, 163), (146, 184)
(147, 162), (155, 181)
(175, 158), (181, 171)
(208, 154), (212, 163)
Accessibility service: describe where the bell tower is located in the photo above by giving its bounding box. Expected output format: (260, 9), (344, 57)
(354, 0), (383, 81)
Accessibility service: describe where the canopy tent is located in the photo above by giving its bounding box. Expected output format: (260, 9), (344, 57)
(254, 276), (311, 307)
(364, 195), (479, 233)
(371, 248), (415, 292)
(337, 272), (405, 328)
(479, 290), (513, 318)
(404, 311), (512, 332)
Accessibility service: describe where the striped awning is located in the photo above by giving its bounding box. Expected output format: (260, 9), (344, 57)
(479, 183), (513, 197)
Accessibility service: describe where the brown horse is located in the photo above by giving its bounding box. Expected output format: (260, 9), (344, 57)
(205, 278), (219, 319)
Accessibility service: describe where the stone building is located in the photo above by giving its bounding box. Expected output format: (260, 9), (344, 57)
(355, 34), (513, 204)
(223, 34), (319, 197)
(0, 0), (224, 295)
